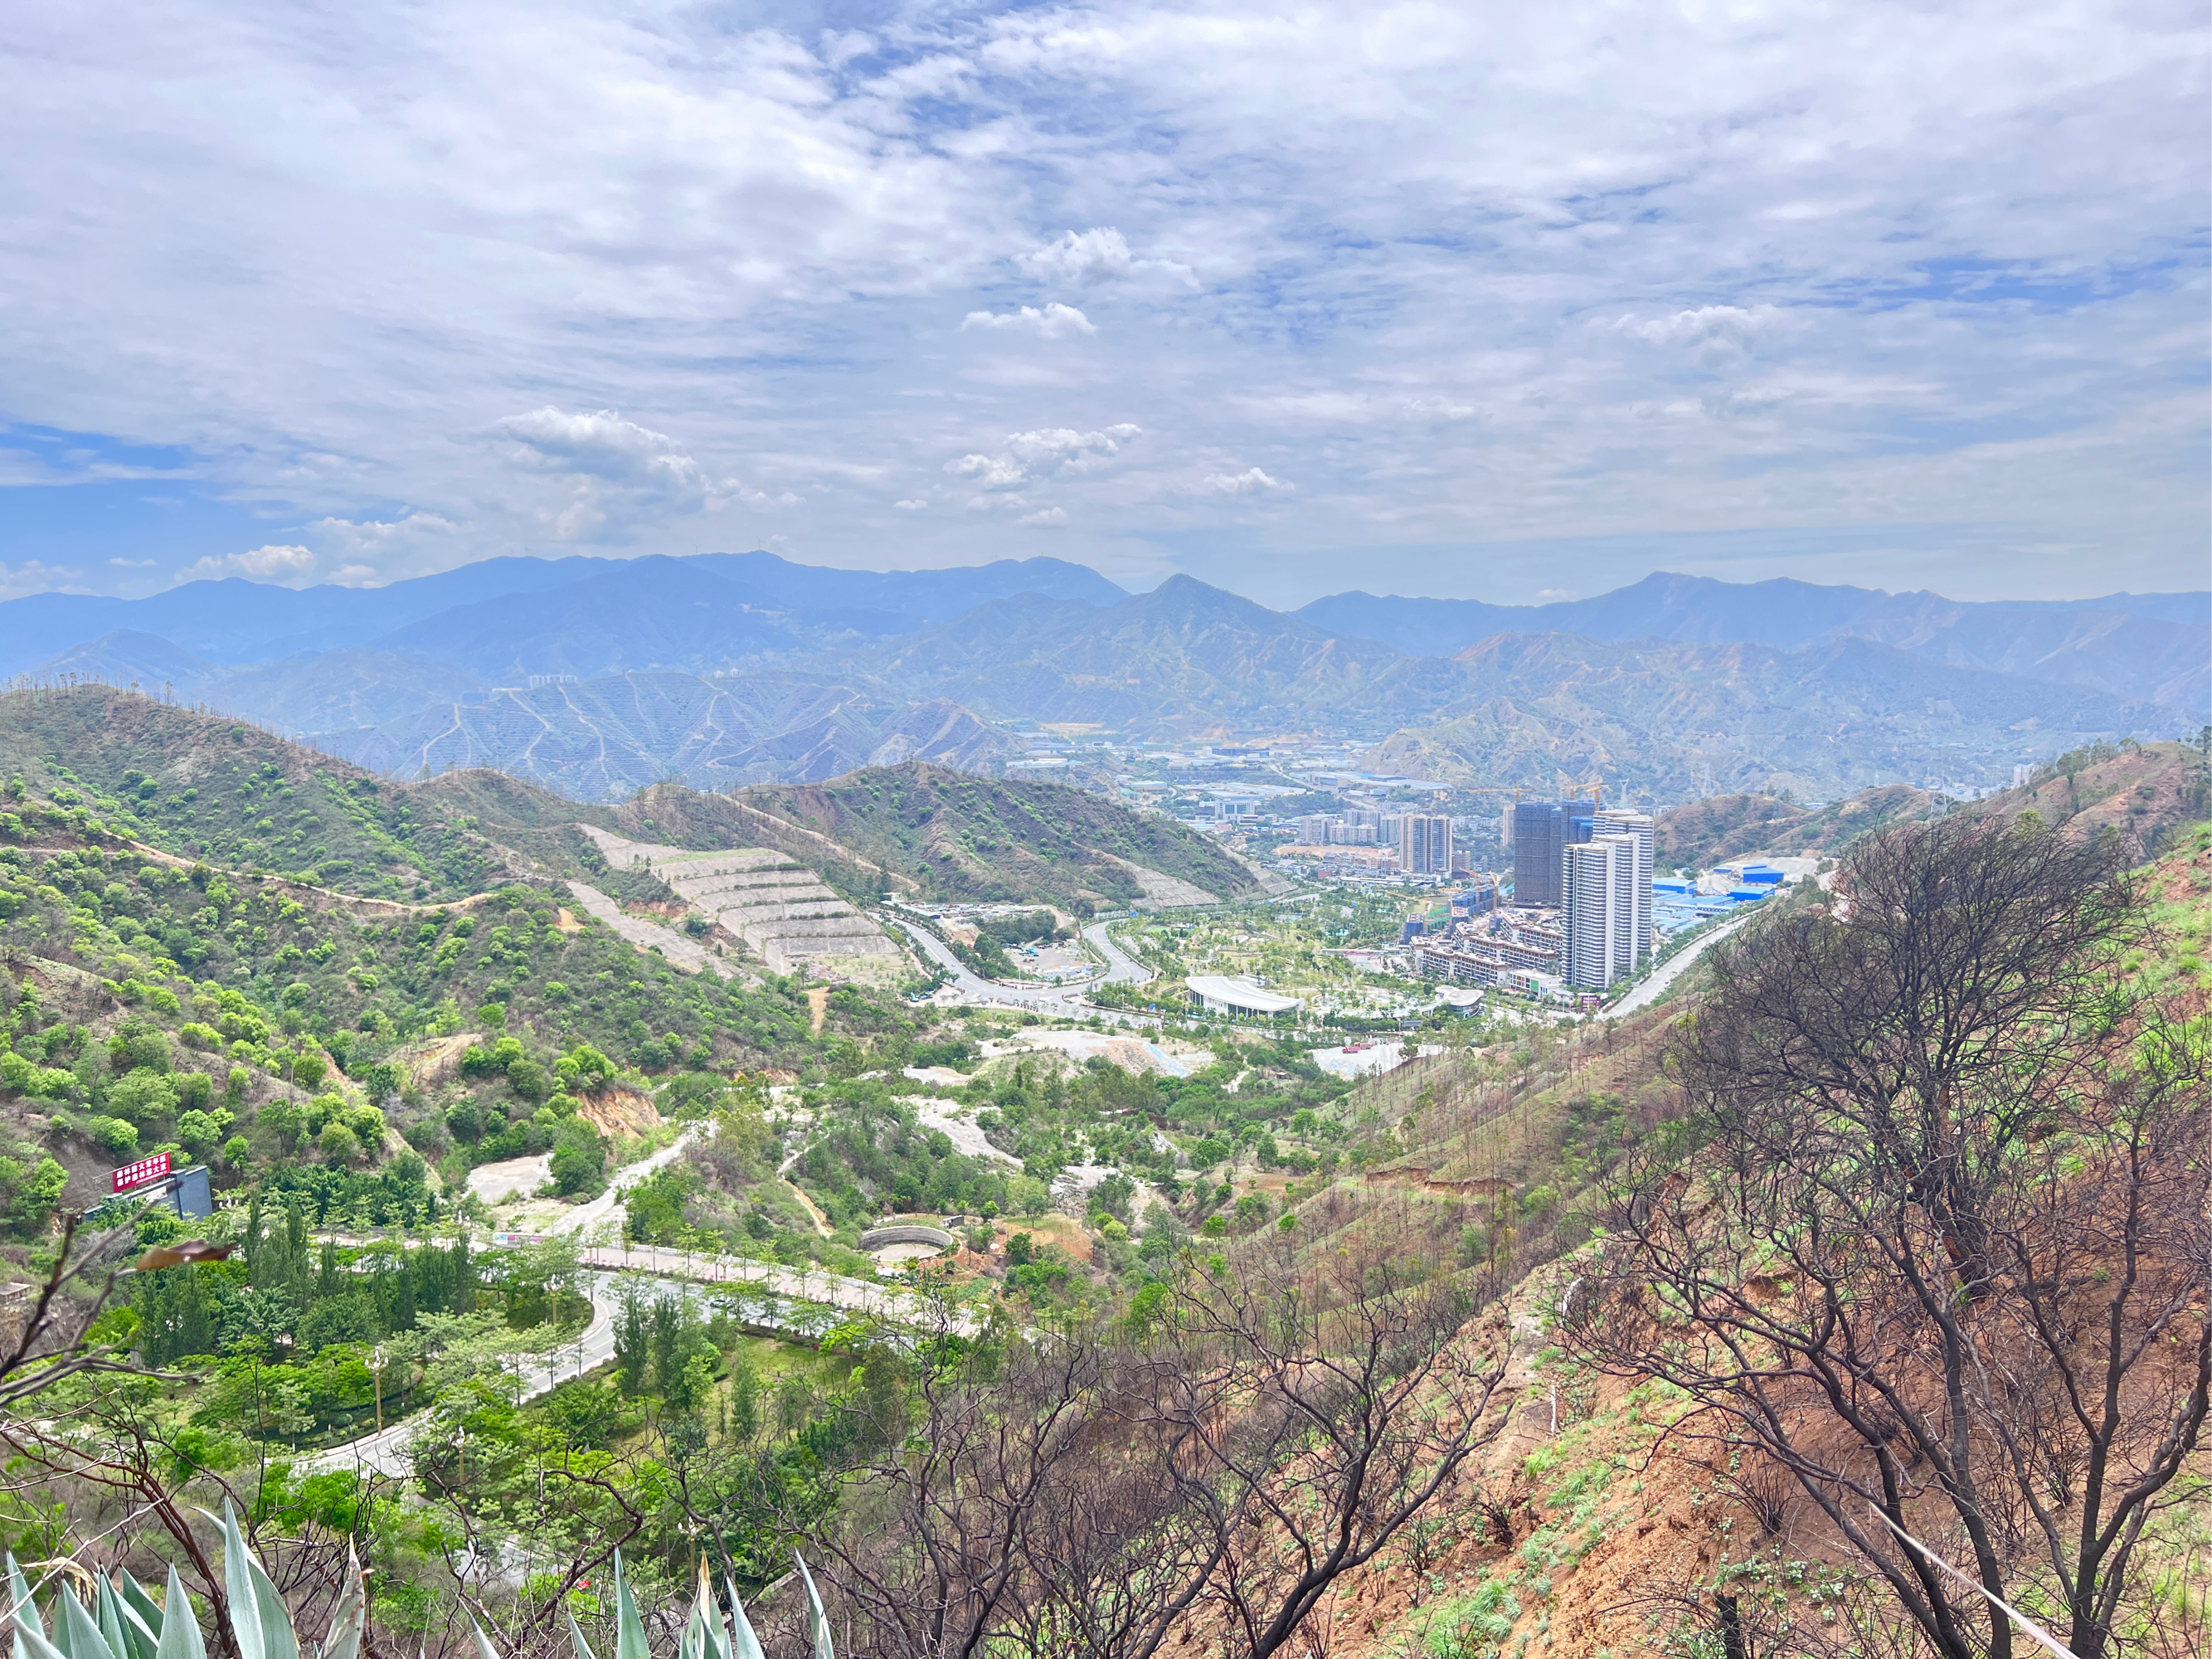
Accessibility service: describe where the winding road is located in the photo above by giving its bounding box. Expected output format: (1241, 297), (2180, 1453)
(887, 918), (1090, 1014)
(303, 1136), (973, 1481)
(1082, 919), (1156, 986)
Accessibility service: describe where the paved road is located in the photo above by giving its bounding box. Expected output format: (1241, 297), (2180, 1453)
(890, 917), (1169, 1031)
(1082, 920), (1156, 986)
(543, 1125), (702, 1238)
(887, 918), (1089, 1014)
(302, 1248), (971, 1479)
(1607, 912), (1752, 1019)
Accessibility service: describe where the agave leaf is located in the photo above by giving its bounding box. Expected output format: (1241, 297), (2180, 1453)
(151, 1570), (203, 1659)
(219, 1506), (266, 1659)
(7, 1556), (43, 1646)
(469, 1625), (502, 1659)
(561, 1608), (597, 1659)
(93, 1577), (139, 1659)
(241, 1555), (297, 1659)
(680, 1561), (725, 1659)
(609, 1555), (646, 1659)
(792, 1556), (833, 1659)
(109, 1573), (163, 1659)
(316, 1544), (363, 1659)
(14, 1609), (67, 1659)
(720, 1579), (763, 1659)
(60, 1590), (117, 1659)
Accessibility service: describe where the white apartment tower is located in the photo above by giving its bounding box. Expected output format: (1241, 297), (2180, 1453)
(1593, 808), (1655, 958)
(1398, 814), (1454, 876)
(1563, 833), (1643, 990)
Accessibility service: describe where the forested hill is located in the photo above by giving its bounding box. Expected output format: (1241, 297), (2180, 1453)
(0, 686), (519, 901)
(730, 761), (1262, 908)
(0, 687), (1245, 919)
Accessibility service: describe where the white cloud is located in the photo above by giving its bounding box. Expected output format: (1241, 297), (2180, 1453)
(0, 562), (85, 601)
(308, 513), (459, 563)
(0, 0), (2199, 598)
(1018, 506), (1068, 526)
(1018, 227), (1196, 289)
(960, 303), (1096, 338)
(1615, 305), (1782, 348)
(1201, 467), (1292, 494)
(178, 543), (318, 586)
(485, 407), (794, 538)
(946, 424), (1144, 490)
(109, 557), (157, 568)
(946, 453), (1029, 490)
(893, 499), (928, 510)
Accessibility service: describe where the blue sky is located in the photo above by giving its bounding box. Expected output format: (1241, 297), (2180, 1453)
(1, 0), (2205, 608)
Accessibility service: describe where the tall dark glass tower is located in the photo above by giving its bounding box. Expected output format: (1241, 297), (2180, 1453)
(1511, 802), (1563, 907)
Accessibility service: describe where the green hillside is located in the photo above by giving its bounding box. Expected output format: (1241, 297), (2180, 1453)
(0, 688), (513, 900)
(729, 761), (1262, 909)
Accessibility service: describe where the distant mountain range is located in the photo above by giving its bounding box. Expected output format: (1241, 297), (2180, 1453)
(1296, 573), (2209, 710)
(4, 552), (2201, 801)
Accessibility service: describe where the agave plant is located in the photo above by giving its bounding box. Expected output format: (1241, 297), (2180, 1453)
(3, 1508), (828, 1659)
(557, 1548), (833, 1659)
(6, 1506), (362, 1659)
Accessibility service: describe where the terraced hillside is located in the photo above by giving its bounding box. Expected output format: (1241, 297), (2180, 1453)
(576, 829), (901, 978)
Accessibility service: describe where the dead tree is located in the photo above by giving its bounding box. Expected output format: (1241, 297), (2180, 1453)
(811, 1235), (1508, 1659)
(1564, 816), (2212, 1659)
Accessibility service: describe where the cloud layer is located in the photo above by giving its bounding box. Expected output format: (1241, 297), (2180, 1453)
(0, 0), (2201, 604)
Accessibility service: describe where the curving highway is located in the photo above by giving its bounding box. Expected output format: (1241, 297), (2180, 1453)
(1606, 912), (1753, 1019)
(1082, 919), (1156, 986)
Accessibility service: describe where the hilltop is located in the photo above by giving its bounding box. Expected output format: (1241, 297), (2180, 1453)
(728, 761), (1262, 910)
(1654, 737), (2210, 868)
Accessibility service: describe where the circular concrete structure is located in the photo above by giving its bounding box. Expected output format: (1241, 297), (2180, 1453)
(859, 1223), (957, 1253)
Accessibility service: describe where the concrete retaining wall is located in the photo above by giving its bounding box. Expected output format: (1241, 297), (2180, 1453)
(859, 1224), (956, 1253)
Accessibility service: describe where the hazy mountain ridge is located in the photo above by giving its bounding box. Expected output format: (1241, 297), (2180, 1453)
(1359, 630), (2166, 799)
(310, 673), (1014, 798)
(1298, 572), (2210, 710)
(12, 551), (2201, 800)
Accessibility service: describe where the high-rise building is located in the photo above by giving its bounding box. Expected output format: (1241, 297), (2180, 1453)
(1563, 834), (1644, 989)
(1294, 814), (1334, 844)
(1593, 808), (1655, 958)
(1511, 802), (1564, 907)
(1398, 815), (1453, 875)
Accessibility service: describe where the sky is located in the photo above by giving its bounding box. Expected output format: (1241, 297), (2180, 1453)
(1, 0), (2205, 611)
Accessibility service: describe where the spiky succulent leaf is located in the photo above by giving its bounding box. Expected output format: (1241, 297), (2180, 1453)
(94, 1576), (147, 1659)
(721, 1579), (764, 1659)
(679, 1562), (724, 1659)
(792, 1557), (833, 1659)
(561, 1608), (596, 1659)
(106, 1575), (159, 1659)
(13, 1609), (66, 1659)
(469, 1625), (502, 1659)
(316, 1545), (363, 1659)
(609, 1556), (646, 1659)
(7, 1557), (44, 1647)
(241, 1554), (295, 1659)
(59, 1590), (117, 1659)
(219, 1506), (266, 1659)
(151, 1570), (203, 1659)
(109, 1575), (159, 1645)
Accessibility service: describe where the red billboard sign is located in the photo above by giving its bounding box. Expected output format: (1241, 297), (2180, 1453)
(112, 1152), (173, 1193)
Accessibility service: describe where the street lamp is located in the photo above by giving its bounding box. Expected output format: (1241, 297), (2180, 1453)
(371, 1345), (386, 1434)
